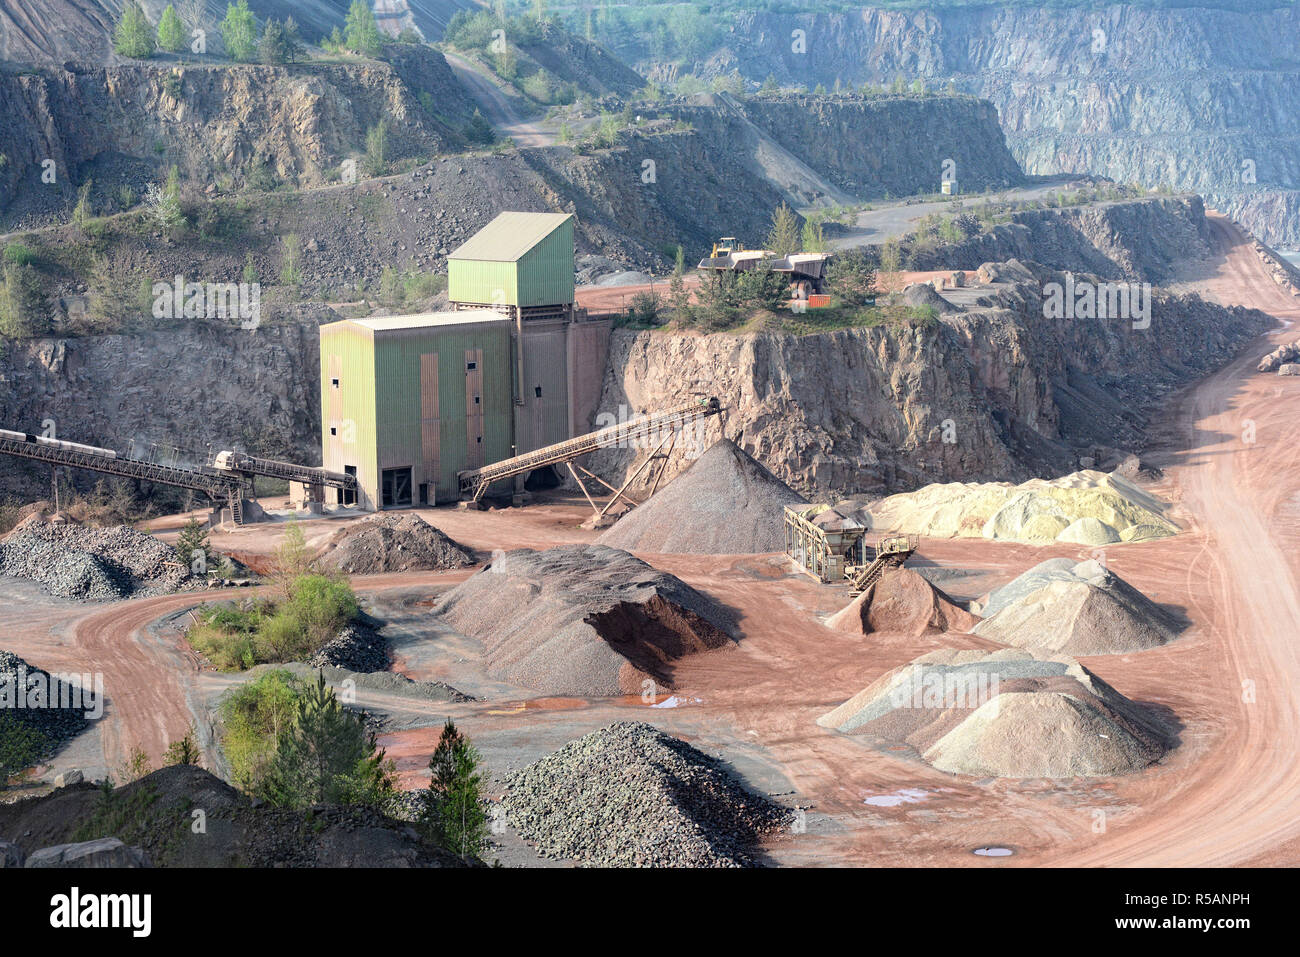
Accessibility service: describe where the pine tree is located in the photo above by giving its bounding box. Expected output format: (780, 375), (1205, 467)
(260, 672), (395, 809)
(219, 0), (258, 62)
(175, 515), (211, 573)
(164, 723), (202, 766)
(765, 202), (801, 257)
(259, 18), (290, 64)
(114, 1), (156, 59)
(421, 718), (487, 859)
(157, 4), (186, 53)
(344, 0), (383, 57)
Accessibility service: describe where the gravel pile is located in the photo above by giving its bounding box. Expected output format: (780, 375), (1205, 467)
(818, 648), (1173, 778)
(318, 514), (474, 574)
(0, 521), (191, 600)
(500, 722), (792, 867)
(306, 621), (390, 673)
(596, 439), (808, 554)
(435, 545), (733, 695)
(974, 558), (1182, 655)
(828, 567), (979, 637)
(0, 650), (92, 753)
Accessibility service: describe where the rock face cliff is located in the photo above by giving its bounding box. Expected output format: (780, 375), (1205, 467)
(669, 92), (1023, 202)
(0, 47), (478, 228)
(589, 261), (1271, 500)
(682, 4), (1300, 246)
(0, 314), (324, 501)
(909, 195), (1213, 283)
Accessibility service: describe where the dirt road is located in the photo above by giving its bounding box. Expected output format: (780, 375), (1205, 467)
(443, 51), (554, 148)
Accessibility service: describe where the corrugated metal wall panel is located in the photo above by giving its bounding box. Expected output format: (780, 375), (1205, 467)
(368, 322), (513, 503)
(518, 322), (570, 452)
(319, 322), (377, 509)
(516, 218), (575, 307)
(447, 259), (518, 307)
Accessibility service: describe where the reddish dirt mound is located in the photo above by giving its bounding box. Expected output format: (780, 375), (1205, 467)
(828, 566), (979, 637)
(433, 544), (734, 695)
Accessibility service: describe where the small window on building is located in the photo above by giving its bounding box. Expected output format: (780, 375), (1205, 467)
(329, 427), (337, 436)
(534, 386), (543, 398)
(477, 436), (482, 443)
(331, 378), (339, 387)
(474, 395), (480, 405)
(466, 361), (477, 371)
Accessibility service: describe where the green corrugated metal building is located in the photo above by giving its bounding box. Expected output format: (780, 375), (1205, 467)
(319, 311), (514, 509)
(448, 211), (575, 310)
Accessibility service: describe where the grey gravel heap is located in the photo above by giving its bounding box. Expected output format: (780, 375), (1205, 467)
(500, 722), (792, 867)
(0, 650), (92, 753)
(307, 621), (389, 673)
(0, 521), (192, 601)
(318, 513), (473, 574)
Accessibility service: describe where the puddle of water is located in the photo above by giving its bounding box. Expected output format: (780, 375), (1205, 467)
(864, 788), (929, 807)
(485, 697), (588, 715)
(972, 846), (1014, 857)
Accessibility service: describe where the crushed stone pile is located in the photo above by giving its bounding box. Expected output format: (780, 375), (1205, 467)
(500, 722), (793, 867)
(828, 567), (979, 637)
(0, 650), (92, 754)
(434, 544), (732, 695)
(317, 513), (473, 574)
(306, 621), (389, 673)
(975, 558), (1182, 655)
(862, 469), (1177, 545)
(0, 520), (192, 600)
(595, 439), (808, 554)
(818, 648), (1173, 778)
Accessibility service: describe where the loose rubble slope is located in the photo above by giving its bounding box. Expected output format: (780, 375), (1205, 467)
(596, 439), (808, 554)
(500, 722), (792, 867)
(434, 545), (733, 696)
(0, 650), (92, 758)
(974, 558), (1183, 655)
(818, 648), (1173, 778)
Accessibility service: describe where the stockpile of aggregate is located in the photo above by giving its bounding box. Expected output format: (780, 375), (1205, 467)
(595, 439), (808, 554)
(0, 650), (92, 753)
(317, 513), (473, 574)
(828, 566), (979, 637)
(817, 648), (1172, 778)
(0, 520), (191, 600)
(974, 558), (1182, 655)
(499, 722), (793, 867)
(862, 470), (1178, 545)
(434, 545), (732, 695)
(306, 621), (390, 673)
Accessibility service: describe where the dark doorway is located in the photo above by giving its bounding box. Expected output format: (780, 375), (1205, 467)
(418, 483), (429, 505)
(381, 467), (413, 508)
(341, 465), (357, 506)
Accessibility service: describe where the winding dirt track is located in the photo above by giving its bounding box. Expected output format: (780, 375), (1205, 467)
(14, 214), (1300, 865)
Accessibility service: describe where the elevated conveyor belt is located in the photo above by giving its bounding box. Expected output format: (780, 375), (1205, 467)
(0, 432), (243, 498)
(458, 397), (721, 503)
(213, 452), (356, 492)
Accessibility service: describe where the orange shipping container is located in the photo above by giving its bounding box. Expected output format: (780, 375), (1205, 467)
(807, 294), (831, 308)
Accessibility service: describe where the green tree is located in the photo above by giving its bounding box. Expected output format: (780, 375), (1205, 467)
(826, 248), (878, 306)
(0, 262), (48, 338)
(278, 232), (302, 287)
(114, 1), (156, 58)
(363, 118), (389, 176)
(879, 238), (902, 273)
(271, 521), (315, 597)
(463, 109), (495, 146)
(0, 714), (50, 788)
(157, 4), (186, 53)
(345, 0), (383, 57)
(164, 723), (202, 766)
(765, 202), (801, 257)
(145, 166), (185, 236)
(421, 719), (488, 859)
(218, 669), (301, 791)
(219, 0), (258, 62)
(260, 672), (396, 810)
(259, 18), (290, 63)
(801, 218), (826, 253)
(175, 515), (211, 572)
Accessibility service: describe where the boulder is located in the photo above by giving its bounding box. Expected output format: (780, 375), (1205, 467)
(26, 838), (151, 868)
